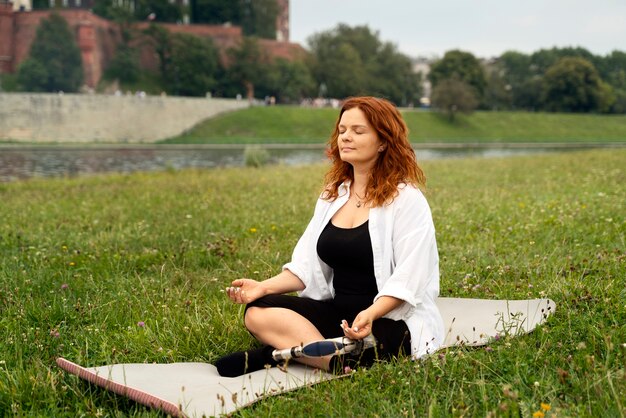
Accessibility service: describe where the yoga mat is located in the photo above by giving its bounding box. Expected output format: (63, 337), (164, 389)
(57, 297), (555, 417)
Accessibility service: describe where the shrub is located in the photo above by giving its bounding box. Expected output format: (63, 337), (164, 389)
(244, 145), (270, 167)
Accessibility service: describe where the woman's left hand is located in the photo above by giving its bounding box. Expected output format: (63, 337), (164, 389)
(341, 309), (375, 340)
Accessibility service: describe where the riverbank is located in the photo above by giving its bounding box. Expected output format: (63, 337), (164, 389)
(3, 142), (622, 182)
(163, 106), (626, 144)
(1, 149), (624, 416)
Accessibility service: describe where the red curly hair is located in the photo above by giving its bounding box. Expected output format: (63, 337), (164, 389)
(322, 96), (425, 206)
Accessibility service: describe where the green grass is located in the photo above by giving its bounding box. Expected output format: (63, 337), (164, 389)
(1, 150), (625, 416)
(164, 106), (340, 144)
(162, 106), (626, 144)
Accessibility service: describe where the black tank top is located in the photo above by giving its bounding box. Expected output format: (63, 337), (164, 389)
(316, 220), (378, 317)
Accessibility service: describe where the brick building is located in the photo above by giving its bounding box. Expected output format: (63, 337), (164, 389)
(0, 0), (305, 89)
(275, 0), (289, 41)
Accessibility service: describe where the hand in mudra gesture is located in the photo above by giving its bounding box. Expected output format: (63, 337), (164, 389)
(225, 278), (266, 304)
(341, 309), (374, 340)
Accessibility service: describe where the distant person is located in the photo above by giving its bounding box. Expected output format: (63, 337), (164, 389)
(216, 96), (444, 376)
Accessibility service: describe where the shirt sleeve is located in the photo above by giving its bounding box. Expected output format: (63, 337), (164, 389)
(374, 186), (439, 318)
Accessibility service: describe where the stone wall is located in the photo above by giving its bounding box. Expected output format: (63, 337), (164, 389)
(0, 93), (249, 142)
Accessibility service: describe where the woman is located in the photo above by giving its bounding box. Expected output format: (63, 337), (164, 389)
(216, 97), (444, 377)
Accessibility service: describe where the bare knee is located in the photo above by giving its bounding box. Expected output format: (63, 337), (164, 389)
(244, 306), (265, 333)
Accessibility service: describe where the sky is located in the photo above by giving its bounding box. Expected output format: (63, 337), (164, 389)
(289, 0), (626, 59)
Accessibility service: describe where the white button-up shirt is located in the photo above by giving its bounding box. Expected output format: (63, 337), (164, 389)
(283, 182), (444, 358)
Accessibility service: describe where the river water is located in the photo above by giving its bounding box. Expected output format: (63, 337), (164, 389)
(0, 144), (610, 182)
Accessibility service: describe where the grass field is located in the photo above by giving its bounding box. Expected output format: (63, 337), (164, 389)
(0, 149), (624, 416)
(163, 106), (626, 144)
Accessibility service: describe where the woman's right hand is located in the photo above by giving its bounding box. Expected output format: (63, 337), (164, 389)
(225, 278), (266, 304)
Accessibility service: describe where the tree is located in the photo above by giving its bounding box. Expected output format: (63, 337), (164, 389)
(599, 51), (626, 113)
(430, 77), (479, 122)
(92, 0), (136, 21)
(599, 51), (626, 90)
(142, 25), (220, 96)
(429, 50), (486, 100)
(143, 24), (173, 81)
(483, 67), (512, 110)
(17, 13), (83, 92)
(307, 24), (420, 104)
(263, 58), (316, 103)
(100, 1), (141, 85)
(496, 51), (538, 110)
(308, 31), (367, 99)
(530, 47), (596, 75)
(133, 0), (182, 23)
(167, 33), (220, 96)
(610, 89), (626, 113)
(541, 57), (608, 112)
(226, 37), (269, 99)
(239, 0), (279, 39)
(105, 44), (140, 84)
(16, 59), (48, 92)
(367, 43), (421, 106)
(498, 51), (531, 87)
(192, 0), (278, 39)
(94, 0), (183, 22)
(192, 0), (239, 24)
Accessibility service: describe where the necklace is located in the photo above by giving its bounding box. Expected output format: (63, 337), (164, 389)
(353, 191), (365, 208)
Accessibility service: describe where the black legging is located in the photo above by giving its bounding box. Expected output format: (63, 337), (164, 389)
(246, 294), (411, 367)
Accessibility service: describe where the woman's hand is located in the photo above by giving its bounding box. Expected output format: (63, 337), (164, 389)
(341, 310), (375, 340)
(225, 278), (266, 304)
(341, 296), (404, 340)
(225, 270), (305, 305)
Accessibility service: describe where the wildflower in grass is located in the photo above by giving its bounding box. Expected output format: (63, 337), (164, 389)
(137, 321), (145, 328)
(485, 346), (493, 352)
(61, 283), (69, 290)
(249, 228), (257, 233)
(50, 329), (60, 338)
(494, 333), (501, 341)
(541, 403), (551, 411)
(532, 411), (545, 418)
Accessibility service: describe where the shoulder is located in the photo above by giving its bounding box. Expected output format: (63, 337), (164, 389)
(392, 184), (428, 207)
(317, 182), (349, 204)
(382, 184), (433, 226)
(313, 183), (347, 212)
